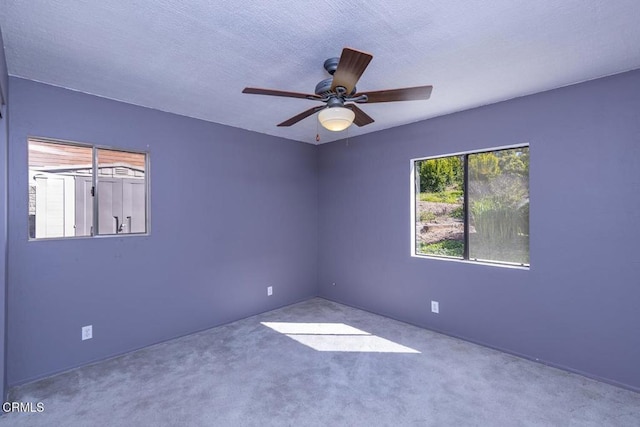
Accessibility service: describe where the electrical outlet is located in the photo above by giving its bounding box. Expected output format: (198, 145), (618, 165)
(82, 325), (93, 340)
(431, 301), (439, 314)
(267, 286), (273, 296)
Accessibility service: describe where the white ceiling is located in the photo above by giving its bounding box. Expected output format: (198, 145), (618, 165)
(1, 1), (639, 144)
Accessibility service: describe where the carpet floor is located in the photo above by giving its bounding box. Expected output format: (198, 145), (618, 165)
(1, 298), (639, 426)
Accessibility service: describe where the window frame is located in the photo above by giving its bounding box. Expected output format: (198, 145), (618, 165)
(410, 143), (529, 269)
(27, 136), (150, 241)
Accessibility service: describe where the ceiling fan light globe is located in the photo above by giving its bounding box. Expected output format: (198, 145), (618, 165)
(318, 107), (355, 131)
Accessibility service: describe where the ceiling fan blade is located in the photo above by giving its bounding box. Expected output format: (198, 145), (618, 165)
(345, 104), (374, 127)
(243, 87), (321, 101)
(277, 106), (325, 127)
(356, 85), (433, 103)
(330, 48), (373, 95)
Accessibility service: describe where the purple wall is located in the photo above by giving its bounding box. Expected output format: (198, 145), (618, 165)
(5, 68), (640, 392)
(318, 69), (640, 391)
(0, 27), (7, 106)
(7, 77), (318, 385)
(0, 25), (9, 400)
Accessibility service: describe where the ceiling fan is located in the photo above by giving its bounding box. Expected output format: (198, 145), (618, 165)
(242, 47), (433, 132)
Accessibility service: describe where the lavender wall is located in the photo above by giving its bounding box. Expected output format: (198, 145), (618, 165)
(0, 27), (8, 400)
(0, 27), (7, 106)
(7, 77), (318, 385)
(318, 69), (640, 391)
(5, 69), (640, 393)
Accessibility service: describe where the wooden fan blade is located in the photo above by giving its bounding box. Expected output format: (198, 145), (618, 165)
(277, 106), (325, 127)
(243, 87), (321, 100)
(356, 85), (433, 103)
(345, 104), (374, 127)
(330, 48), (373, 95)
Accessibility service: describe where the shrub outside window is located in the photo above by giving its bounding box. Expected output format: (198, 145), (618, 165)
(28, 138), (148, 239)
(412, 145), (529, 266)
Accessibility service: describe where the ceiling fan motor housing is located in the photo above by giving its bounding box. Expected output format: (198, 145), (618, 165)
(325, 97), (344, 108)
(315, 77), (356, 97)
(315, 78), (334, 96)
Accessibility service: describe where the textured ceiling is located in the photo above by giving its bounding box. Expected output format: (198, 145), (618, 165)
(1, 1), (640, 144)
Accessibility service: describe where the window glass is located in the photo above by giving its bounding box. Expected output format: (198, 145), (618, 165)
(414, 155), (464, 258)
(28, 140), (93, 238)
(413, 146), (529, 267)
(468, 147), (529, 264)
(28, 138), (148, 239)
(97, 148), (147, 235)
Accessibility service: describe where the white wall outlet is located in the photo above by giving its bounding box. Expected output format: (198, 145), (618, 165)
(82, 325), (93, 340)
(267, 286), (273, 296)
(431, 301), (439, 314)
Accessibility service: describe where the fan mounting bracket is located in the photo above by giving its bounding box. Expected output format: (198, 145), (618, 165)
(323, 57), (340, 75)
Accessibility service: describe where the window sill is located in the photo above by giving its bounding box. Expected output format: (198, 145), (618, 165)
(411, 253), (530, 270)
(28, 233), (150, 242)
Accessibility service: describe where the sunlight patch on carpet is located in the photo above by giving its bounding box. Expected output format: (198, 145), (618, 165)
(261, 322), (420, 353)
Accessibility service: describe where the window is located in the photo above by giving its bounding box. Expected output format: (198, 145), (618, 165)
(28, 138), (148, 239)
(412, 145), (529, 266)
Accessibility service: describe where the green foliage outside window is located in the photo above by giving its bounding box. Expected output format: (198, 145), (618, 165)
(418, 156), (462, 193)
(415, 146), (529, 266)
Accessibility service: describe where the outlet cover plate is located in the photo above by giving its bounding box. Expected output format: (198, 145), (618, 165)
(82, 325), (93, 340)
